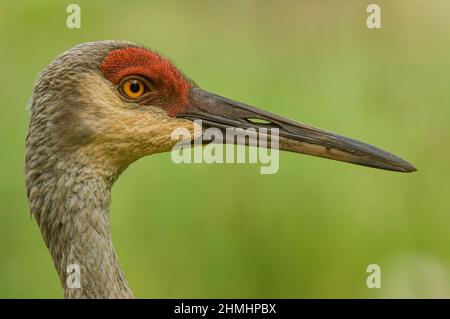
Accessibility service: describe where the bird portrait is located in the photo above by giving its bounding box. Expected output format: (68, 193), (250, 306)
(25, 41), (415, 298)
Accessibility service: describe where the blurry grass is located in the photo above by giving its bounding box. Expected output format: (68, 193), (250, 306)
(0, 0), (450, 298)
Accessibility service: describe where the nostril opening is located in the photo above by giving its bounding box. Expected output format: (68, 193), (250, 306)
(246, 118), (273, 125)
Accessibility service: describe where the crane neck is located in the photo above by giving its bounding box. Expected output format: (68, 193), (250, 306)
(28, 155), (133, 298)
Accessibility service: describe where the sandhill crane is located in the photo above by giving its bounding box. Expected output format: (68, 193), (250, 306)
(25, 41), (416, 299)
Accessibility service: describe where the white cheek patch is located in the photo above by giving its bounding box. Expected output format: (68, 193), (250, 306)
(75, 71), (197, 157)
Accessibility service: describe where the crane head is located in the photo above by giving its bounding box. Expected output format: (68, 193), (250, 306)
(28, 41), (416, 172)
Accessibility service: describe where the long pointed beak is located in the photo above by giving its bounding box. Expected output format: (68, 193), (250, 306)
(177, 87), (416, 173)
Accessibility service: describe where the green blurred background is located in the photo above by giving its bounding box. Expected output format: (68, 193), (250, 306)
(0, 0), (449, 298)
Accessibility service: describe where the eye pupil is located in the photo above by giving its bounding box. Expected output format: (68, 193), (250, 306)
(129, 81), (141, 93)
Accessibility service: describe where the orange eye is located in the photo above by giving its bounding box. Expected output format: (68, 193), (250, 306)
(121, 79), (145, 98)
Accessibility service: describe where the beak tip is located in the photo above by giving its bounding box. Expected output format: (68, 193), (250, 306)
(404, 164), (417, 173)
(395, 160), (417, 173)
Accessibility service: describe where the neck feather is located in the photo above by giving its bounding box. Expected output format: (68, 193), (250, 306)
(27, 156), (133, 298)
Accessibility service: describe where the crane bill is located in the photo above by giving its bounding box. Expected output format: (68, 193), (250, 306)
(177, 87), (417, 173)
